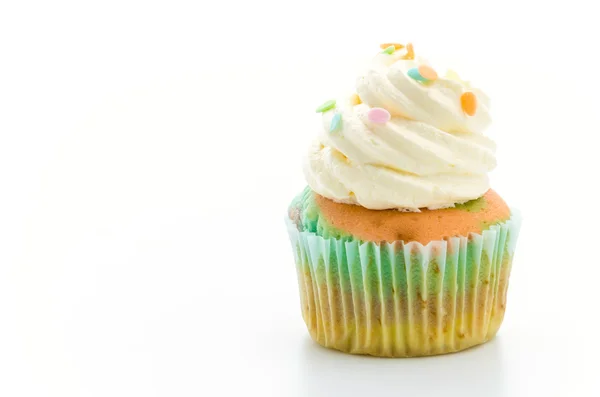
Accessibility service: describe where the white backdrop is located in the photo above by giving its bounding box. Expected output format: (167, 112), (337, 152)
(1, 1), (599, 396)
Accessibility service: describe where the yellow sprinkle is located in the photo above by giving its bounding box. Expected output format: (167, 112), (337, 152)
(445, 69), (471, 88)
(350, 93), (362, 105)
(380, 43), (405, 50)
(401, 43), (415, 60)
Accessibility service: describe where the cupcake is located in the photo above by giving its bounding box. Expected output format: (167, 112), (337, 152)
(285, 43), (521, 357)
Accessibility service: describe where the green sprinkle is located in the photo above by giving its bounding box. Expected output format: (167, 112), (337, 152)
(381, 45), (395, 55)
(329, 113), (342, 133)
(316, 99), (336, 113)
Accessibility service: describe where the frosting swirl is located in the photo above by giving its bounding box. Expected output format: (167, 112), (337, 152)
(304, 46), (497, 211)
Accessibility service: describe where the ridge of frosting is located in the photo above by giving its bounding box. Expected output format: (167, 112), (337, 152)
(304, 44), (496, 211)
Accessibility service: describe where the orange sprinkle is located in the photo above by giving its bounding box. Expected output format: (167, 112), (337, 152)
(460, 92), (477, 116)
(380, 43), (405, 50)
(401, 43), (414, 60)
(418, 65), (438, 81)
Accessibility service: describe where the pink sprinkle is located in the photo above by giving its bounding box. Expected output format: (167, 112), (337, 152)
(367, 107), (391, 124)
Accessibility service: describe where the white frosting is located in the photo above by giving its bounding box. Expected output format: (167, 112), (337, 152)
(303, 48), (497, 211)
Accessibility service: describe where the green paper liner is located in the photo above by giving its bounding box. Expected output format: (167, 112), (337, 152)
(286, 210), (521, 357)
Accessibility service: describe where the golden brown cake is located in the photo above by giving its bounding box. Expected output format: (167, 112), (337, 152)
(313, 189), (510, 244)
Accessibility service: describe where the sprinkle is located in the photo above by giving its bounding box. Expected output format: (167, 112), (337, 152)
(460, 92), (477, 116)
(401, 43), (414, 60)
(418, 65), (438, 81)
(446, 69), (471, 88)
(350, 93), (362, 105)
(330, 113), (342, 132)
(408, 65), (438, 84)
(367, 107), (391, 124)
(381, 45), (395, 55)
(316, 99), (336, 113)
(408, 68), (428, 83)
(380, 43), (405, 50)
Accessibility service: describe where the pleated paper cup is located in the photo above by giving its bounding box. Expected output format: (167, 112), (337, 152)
(285, 211), (521, 357)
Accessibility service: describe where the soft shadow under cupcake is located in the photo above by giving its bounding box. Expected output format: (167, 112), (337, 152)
(298, 335), (507, 397)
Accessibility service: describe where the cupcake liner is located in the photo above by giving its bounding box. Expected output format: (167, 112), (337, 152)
(286, 210), (521, 357)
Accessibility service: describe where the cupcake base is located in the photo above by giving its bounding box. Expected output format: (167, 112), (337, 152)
(286, 211), (521, 357)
